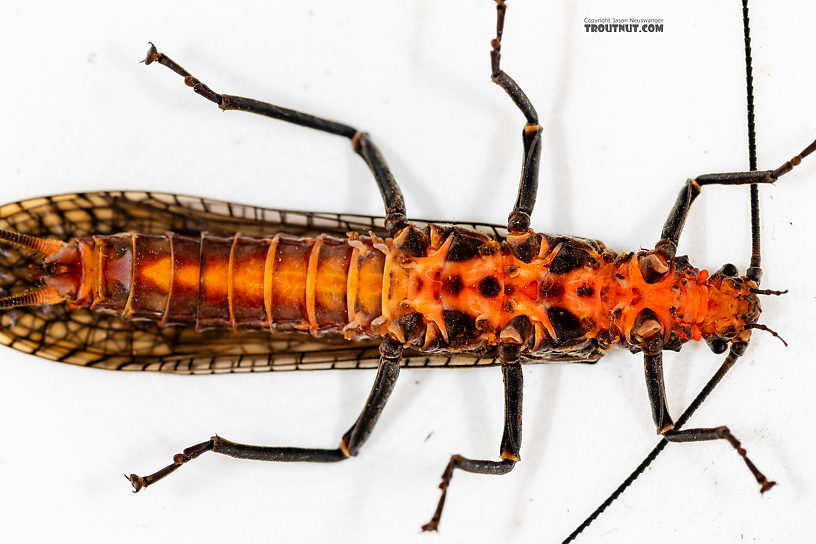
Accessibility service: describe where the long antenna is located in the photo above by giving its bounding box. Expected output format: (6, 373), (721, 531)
(562, 2), (761, 541)
(743, 0), (762, 283)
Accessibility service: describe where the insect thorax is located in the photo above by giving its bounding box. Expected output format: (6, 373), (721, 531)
(381, 225), (761, 361)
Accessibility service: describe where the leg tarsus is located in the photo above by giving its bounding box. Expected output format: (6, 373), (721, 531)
(421, 455), (516, 532)
(772, 137), (816, 178)
(127, 438), (214, 492)
(420, 454), (461, 533)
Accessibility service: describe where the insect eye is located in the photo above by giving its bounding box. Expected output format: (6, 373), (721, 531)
(721, 263), (738, 277)
(708, 338), (728, 354)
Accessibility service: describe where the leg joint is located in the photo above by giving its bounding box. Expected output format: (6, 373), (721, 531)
(500, 449), (520, 463)
(506, 210), (531, 234)
(655, 238), (677, 261)
(350, 131), (364, 152)
(379, 335), (404, 359)
(338, 438), (353, 458)
(658, 421), (675, 435)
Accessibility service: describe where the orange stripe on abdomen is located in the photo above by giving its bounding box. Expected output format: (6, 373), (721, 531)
(198, 235), (232, 330)
(268, 235), (312, 329)
(229, 235), (270, 331)
(313, 237), (352, 329)
(163, 233), (200, 326)
(128, 234), (172, 321)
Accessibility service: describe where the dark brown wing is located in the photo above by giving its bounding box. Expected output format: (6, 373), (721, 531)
(0, 191), (501, 374)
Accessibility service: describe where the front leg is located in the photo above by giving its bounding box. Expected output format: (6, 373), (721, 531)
(640, 332), (775, 494)
(639, 138), (816, 283)
(421, 344), (523, 532)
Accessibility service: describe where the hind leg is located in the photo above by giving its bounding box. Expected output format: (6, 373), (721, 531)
(127, 338), (403, 492)
(143, 44), (410, 236)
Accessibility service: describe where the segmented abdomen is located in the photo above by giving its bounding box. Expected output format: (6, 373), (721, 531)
(91, 232), (385, 336)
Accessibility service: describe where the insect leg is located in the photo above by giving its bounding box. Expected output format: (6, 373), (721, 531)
(422, 345), (523, 532)
(640, 337), (776, 494)
(142, 44), (407, 236)
(654, 138), (816, 263)
(490, 2), (543, 249)
(563, 343), (750, 544)
(126, 337), (403, 492)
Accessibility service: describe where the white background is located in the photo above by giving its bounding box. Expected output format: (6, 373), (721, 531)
(0, 1), (814, 543)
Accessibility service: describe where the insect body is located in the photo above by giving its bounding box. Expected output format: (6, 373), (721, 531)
(0, 1), (812, 544)
(17, 225), (761, 363)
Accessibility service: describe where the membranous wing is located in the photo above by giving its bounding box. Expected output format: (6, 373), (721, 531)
(0, 191), (507, 374)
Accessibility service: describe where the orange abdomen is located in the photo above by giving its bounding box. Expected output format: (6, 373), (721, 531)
(84, 232), (385, 336)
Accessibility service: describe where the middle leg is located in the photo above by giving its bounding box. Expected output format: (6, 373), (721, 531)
(421, 344), (524, 532)
(491, 1), (543, 260)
